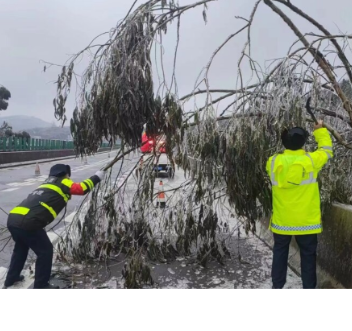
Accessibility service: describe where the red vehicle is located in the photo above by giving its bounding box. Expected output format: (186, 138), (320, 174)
(140, 129), (174, 178)
(141, 129), (166, 153)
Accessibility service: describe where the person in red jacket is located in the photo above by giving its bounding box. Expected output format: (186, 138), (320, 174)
(3, 164), (105, 289)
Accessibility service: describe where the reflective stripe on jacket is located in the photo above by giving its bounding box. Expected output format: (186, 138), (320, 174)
(266, 128), (333, 235)
(8, 174), (101, 231)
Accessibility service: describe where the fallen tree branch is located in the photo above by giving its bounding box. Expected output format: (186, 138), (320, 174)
(103, 143), (144, 171)
(315, 107), (352, 126)
(264, 0), (352, 123)
(273, 0), (352, 84)
(305, 118), (352, 149)
(180, 89), (252, 101)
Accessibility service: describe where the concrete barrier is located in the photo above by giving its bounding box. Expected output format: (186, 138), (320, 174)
(0, 148), (114, 165)
(0, 150), (76, 164)
(256, 202), (352, 288)
(318, 203), (352, 288)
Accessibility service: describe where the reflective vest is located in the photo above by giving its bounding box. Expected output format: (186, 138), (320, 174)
(8, 175), (100, 231)
(266, 128), (333, 235)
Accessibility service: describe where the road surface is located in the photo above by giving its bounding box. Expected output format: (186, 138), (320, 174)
(0, 152), (303, 289)
(45, 167), (303, 289)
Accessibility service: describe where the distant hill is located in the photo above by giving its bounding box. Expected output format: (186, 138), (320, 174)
(0, 115), (73, 139)
(0, 115), (51, 131)
(27, 126), (72, 140)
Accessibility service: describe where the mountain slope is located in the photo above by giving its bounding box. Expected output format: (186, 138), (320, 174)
(27, 126), (72, 140)
(0, 115), (51, 131)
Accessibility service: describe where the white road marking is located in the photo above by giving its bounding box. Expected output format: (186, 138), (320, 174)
(7, 182), (35, 187)
(0, 266), (7, 283)
(1, 188), (19, 192)
(46, 231), (59, 242)
(71, 158), (109, 173)
(64, 212), (76, 223)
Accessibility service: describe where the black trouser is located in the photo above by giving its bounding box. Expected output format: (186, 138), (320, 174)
(5, 226), (53, 289)
(272, 233), (317, 289)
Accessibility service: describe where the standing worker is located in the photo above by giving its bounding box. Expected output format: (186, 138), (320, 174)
(3, 164), (105, 289)
(266, 120), (333, 289)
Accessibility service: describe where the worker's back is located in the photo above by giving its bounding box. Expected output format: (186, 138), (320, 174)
(8, 165), (102, 231)
(8, 176), (71, 231)
(266, 127), (333, 235)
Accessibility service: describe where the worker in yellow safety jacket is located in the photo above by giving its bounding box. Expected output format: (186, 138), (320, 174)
(266, 120), (333, 289)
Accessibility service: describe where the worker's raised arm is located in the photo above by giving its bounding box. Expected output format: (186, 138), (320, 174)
(62, 170), (105, 195)
(309, 121), (333, 170)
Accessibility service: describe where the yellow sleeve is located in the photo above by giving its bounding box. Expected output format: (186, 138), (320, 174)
(309, 128), (333, 170)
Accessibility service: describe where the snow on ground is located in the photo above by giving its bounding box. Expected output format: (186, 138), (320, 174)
(50, 163), (302, 289)
(51, 231), (303, 289)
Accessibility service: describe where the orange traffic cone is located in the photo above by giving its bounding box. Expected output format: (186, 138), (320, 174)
(157, 180), (166, 208)
(35, 163), (40, 176)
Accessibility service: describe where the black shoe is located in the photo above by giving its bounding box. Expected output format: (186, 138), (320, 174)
(41, 283), (60, 289)
(3, 275), (25, 289)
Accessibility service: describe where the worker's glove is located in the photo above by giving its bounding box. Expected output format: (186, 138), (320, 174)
(95, 170), (106, 181)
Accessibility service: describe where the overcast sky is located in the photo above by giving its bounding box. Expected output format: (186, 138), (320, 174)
(1, 0), (352, 123)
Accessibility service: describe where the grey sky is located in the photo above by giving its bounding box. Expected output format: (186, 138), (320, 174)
(1, 0), (352, 123)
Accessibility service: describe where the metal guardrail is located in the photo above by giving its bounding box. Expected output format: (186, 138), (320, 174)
(0, 137), (111, 152)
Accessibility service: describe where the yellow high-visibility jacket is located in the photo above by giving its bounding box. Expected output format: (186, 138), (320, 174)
(266, 128), (333, 235)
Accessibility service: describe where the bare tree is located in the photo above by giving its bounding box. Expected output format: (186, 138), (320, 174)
(44, 0), (352, 287)
(0, 86), (11, 111)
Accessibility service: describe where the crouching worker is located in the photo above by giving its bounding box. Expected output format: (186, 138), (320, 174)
(3, 164), (105, 289)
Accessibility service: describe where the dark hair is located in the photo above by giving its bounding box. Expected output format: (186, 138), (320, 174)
(281, 127), (308, 150)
